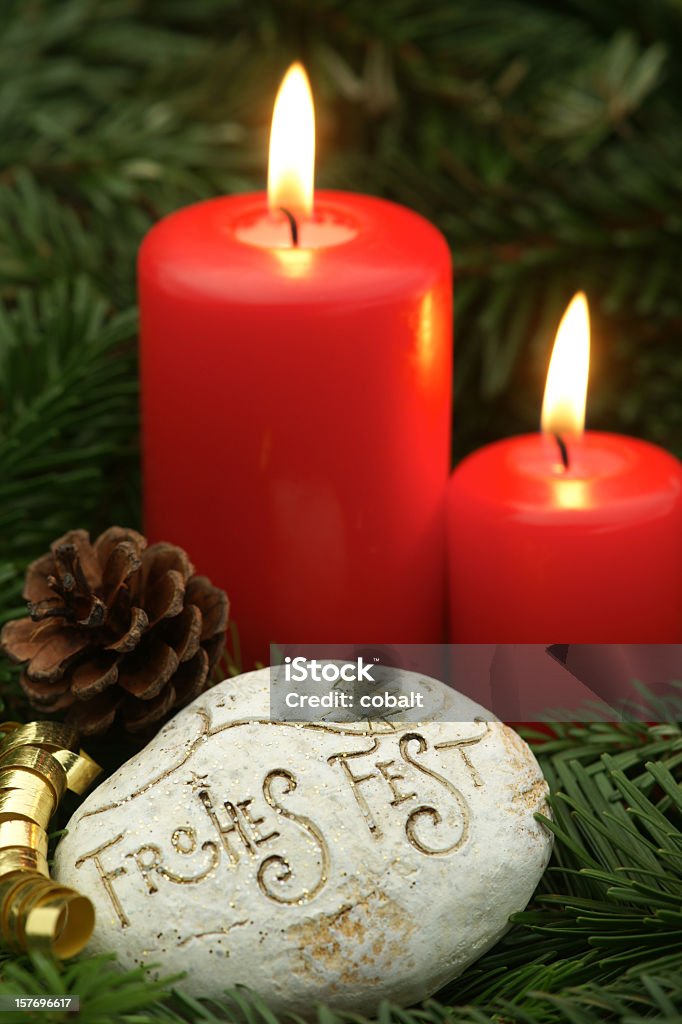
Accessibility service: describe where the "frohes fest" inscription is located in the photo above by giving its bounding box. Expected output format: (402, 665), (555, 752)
(75, 724), (489, 927)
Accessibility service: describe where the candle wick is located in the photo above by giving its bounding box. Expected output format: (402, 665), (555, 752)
(554, 432), (570, 471)
(279, 207), (299, 248)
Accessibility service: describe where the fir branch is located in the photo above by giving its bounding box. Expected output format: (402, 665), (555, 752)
(0, 953), (176, 1024)
(0, 277), (139, 571)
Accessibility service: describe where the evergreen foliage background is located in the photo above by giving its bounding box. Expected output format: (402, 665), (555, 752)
(1, 0), (682, 627)
(0, 1), (681, 1020)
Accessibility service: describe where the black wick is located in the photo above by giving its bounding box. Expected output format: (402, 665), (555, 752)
(553, 432), (570, 471)
(279, 207), (299, 247)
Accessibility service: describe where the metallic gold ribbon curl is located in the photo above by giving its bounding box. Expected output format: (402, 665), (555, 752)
(0, 723), (79, 755)
(0, 819), (49, 858)
(0, 720), (101, 958)
(52, 749), (102, 795)
(0, 746), (68, 802)
(0, 767), (56, 798)
(0, 847), (49, 877)
(0, 787), (56, 829)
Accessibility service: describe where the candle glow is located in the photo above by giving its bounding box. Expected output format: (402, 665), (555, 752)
(541, 291), (590, 437)
(268, 62), (315, 219)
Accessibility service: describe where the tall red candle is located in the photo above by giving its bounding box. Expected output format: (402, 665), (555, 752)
(448, 294), (682, 642)
(139, 66), (452, 668)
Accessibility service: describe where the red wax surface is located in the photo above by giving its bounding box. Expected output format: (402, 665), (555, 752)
(139, 191), (452, 667)
(447, 433), (682, 642)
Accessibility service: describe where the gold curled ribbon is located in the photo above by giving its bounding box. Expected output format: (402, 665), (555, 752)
(0, 767), (58, 798)
(2, 874), (58, 948)
(0, 787), (55, 830)
(0, 847), (49, 877)
(0, 874), (40, 937)
(26, 888), (94, 958)
(0, 819), (49, 858)
(52, 749), (102, 795)
(0, 747), (67, 802)
(0, 874), (94, 955)
(0, 722), (79, 756)
(0, 720), (102, 959)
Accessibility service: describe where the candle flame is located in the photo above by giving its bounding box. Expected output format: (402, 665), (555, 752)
(541, 292), (590, 437)
(268, 63), (315, 219)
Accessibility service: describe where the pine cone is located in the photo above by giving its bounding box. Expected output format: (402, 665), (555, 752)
(0, 528), (228, 737)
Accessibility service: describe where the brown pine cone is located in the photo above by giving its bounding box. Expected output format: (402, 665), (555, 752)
(0, 528), (228, 736)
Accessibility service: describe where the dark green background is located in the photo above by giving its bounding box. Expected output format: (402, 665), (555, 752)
(1, 6), (682, 1019)
(1, 0), (681, 620)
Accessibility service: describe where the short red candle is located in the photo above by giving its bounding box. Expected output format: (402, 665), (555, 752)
(139, 190), (452, 667)
(447, 432), (682, 641)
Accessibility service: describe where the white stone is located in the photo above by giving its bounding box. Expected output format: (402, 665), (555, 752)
(55, 668), (552, 1015)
